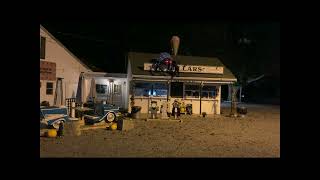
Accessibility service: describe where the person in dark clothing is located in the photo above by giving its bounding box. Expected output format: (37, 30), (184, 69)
(57, 122), (64, 137)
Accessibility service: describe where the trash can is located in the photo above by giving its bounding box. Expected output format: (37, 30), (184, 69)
(237, 106), (247, 115)
(131, 106), (142, 119)
(65, 118), (81, 136)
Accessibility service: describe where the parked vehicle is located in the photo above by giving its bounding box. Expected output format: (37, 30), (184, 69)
(40, 106), (69, 129)
(84, 103), (121, 125)
(150, 53), (179, 76)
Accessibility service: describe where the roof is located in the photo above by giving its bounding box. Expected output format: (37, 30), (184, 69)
(84, 72), (127, 78)
(40, 25), (92, 72)
(128, 52), (237, 82)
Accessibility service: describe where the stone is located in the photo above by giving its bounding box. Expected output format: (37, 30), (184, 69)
(40, 129), (48, 137)
(117, 119), (134, 131)
(161, 102), (169, 119)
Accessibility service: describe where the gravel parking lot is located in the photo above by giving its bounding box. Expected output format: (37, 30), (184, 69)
(40, 104), (280, 158)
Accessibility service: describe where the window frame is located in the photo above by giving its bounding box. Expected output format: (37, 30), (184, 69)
(170, 82), (184, 98)
(40, 36), (46, 59)
(184, 84), (218, 99)
(113, 84), (122, 95)
(46, 82), (53, 95)
(184, 83), (200, 99)
(201, 85), (217, 99)
(96, 84), (108, 94)
(134, 82), (168, 98)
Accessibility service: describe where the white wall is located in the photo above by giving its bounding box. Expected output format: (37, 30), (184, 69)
(40, 27), (91, 106)
(86, 77), (128, 109)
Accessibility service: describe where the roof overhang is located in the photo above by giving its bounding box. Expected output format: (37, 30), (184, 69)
(84, 72), (127, 79)
(40, 25), (92, 72)
(132, 74), (237, 84)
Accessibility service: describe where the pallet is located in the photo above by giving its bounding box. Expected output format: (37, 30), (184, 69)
(81, 124), (109, 131)
(145, 118), (183, 123)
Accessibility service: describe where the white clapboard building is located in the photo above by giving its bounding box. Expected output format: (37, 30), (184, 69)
(40, 25), (129, 109)
(40, 25), (92, 106)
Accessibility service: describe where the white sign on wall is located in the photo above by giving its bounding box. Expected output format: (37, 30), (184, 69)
(144, 63), (223, 74)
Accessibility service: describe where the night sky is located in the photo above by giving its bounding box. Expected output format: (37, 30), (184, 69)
(42, 22), (280, 102)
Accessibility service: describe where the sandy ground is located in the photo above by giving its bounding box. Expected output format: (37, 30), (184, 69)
(40, 103), (280, 158)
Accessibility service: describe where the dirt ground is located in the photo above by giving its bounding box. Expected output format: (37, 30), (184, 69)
(40, 103), (280, 158)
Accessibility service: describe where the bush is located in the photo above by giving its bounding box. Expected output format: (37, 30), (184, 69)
(202, 112), (207, 117)
(131, 106), (142, 113)
(40, 101), (50, 107)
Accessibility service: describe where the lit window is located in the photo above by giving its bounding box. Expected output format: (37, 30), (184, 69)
(114, 84), (122, 94)
(134, 82), (168, 97)
(96, 84), (108, 94)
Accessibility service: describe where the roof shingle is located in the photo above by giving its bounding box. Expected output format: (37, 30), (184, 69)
(128, 52), (237, 81)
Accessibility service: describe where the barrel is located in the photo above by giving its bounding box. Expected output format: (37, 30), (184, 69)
(65, 118), (81, 136)
(131, 106), (141, 119)
(132, 111), (141, 119)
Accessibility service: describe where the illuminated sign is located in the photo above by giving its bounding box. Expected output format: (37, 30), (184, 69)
(144, 63), (223, 74)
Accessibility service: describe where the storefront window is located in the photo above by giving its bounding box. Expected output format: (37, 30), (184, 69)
(170, 82), (183, 98)
(96, 84), (108, 94)
(184, 84), (217, 99)
(201, 85), (217, 99)
(153, 83), (168, 97)
(134, 82), (168, 97)
(184, 84), (200, 98)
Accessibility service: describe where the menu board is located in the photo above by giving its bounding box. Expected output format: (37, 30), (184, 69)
(40, 61), (56, 81)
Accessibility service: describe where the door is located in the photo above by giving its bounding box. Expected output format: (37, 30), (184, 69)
(111, 83), (123, 107)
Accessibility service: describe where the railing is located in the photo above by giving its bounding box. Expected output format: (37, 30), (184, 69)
(65, 98), (80, 116)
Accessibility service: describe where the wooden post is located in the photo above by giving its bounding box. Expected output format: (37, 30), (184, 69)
(71, 102), (75, 118)
(227, 84), (232, 101)
(199, 82), (203, 115)
(239, 86), (242, 103)
(230, 84), (238, 117)
(147, 96), (150, 119)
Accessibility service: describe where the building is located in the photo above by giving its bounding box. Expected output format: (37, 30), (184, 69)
(40, 25), (237, 114)
(80, 72), (129, 109)
(40, 25), (92, 105)
(126, 52), (237, 115)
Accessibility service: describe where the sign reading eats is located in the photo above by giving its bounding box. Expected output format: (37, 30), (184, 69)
(144, 63), (223, 74)
(40, 61), (56, 81)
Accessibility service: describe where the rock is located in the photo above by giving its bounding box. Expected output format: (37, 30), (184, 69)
(40, 122), (48, 129)
(117, 119), (134, 131)
(40, 129), (48, 137)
